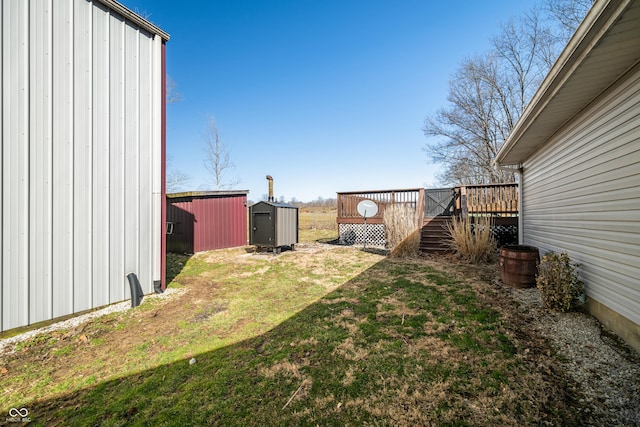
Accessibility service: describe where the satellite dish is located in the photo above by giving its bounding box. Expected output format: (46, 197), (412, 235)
(357, 200), (378, 218)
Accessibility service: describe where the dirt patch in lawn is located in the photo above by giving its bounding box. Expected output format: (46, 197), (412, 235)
(0, 245), (381, 407)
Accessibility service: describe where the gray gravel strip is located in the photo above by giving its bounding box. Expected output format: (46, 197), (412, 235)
(0, 288), (183, 355)
(509, 287), (640, 426)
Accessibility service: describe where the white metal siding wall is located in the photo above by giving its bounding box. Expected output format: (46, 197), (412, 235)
(0, 0), (163, 331)
(2, 0), (30, 329)
(93, 1), (110, 308)
(30, 0), (54, 323)
(522, 66), (640, 325)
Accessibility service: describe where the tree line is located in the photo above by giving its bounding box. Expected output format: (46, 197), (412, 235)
(247, 195), (337, 208)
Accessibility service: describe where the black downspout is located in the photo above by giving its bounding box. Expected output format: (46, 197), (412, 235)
(127, 273), (145, 308)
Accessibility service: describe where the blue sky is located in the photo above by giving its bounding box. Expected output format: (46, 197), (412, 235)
(121, 0), (539, 202)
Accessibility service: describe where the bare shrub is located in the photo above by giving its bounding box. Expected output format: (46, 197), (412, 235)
(536, 251), (584, 312)
(384, 203), (419, 258)
(447, 216), (496, 263)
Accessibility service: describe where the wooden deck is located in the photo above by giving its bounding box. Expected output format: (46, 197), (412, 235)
(337, 184), (519, 251)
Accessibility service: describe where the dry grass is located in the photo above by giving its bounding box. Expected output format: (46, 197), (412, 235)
(383, 203), (419, 258)
(298, 207), (337, 231)
(389, 229), (421, 258)
(447, 216), (496, 263)
(1, 247), (596, 426)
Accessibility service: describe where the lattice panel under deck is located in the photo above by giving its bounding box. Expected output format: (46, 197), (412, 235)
(471, 223), (519, 247)
(339, 224), (386, 247)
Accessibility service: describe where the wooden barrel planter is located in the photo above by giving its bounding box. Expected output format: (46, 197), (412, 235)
(499, 245), (540, 288)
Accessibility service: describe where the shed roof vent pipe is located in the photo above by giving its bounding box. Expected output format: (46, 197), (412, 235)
(266, 175), (274, 202)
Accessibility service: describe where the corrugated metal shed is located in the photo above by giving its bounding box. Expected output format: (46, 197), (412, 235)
(0, 0), (169, 332)
(167, 191), (249, 253)
(249, 201), (299, 251)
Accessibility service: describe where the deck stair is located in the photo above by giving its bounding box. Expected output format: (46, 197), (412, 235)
(419, 216), (453, 254)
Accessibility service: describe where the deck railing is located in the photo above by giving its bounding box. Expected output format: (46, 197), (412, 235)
(455, 183), (518, 216)
(336, 184), (518, 224)
(337, 188), (424, 224)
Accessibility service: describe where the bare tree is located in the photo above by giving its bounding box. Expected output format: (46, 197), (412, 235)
(202, 115), (240, 190)
(166, 155), (190, 193)
(166, 75), (184, 104)
(424, 55), (514, 184)
(134, 7), (152, 20)
(423, 5), (589, 185)
(492, 9), (558, 115)
(544, 0), (594, 40)
(164, 76), (187, 192)
(166, 168), (190, 193)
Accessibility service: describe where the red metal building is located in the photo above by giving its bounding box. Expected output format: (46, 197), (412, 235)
(166, 191), (249, 253)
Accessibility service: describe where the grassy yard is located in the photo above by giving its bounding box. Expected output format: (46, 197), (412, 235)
(0, 242), (591, 426)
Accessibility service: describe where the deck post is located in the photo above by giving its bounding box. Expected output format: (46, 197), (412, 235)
(460, 186), (468, 218)
(416, 188), (425, 226)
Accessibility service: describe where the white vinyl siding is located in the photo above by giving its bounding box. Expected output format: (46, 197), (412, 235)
(522, 66), (640, 325)
(0, 0), (165, 331)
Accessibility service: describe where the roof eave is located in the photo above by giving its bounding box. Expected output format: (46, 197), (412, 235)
(167, 190), (250, 199)
(95, 0), (170, 41)
(495, 0), (635, 166)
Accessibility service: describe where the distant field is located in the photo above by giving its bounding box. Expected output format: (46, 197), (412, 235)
(298, 207), (337, 231)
